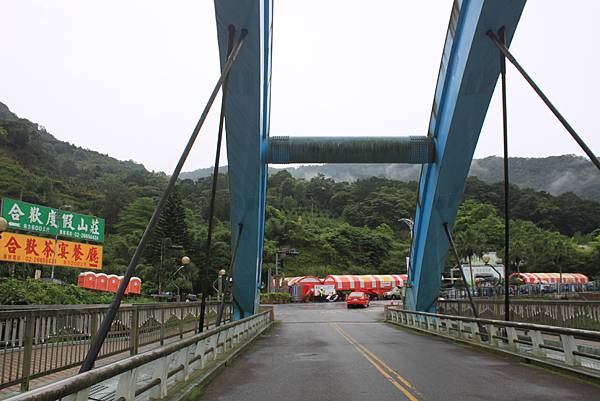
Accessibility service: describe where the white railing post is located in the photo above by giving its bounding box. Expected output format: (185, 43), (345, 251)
(530, 329), (545, 358)
(177, 346), (190, 381)
(150, 356), (169, 399)
(560, 334), (579, 366)
(226, 327), (233, 351)
(115, 368), (137, 401)
(471, 322), (480, 342)
(210, 333), (219, 360)
(506, 327), (518, 352)
(457, 321), (464, 339)
(197, 338), (208, 369)
(487, 324), (497, 347)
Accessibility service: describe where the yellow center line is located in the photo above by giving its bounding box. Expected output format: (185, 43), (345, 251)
(331, 323), (419, 401)
(335, 323), (417, 391)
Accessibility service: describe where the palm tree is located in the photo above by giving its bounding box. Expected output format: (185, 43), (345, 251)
(455, 228), (486, 294)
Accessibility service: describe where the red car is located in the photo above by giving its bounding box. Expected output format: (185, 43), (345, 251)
(346, 291), (370, 308)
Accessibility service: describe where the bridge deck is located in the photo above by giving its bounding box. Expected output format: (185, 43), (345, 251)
(200, 302), (599, 401)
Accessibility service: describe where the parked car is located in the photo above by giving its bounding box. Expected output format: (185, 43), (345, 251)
(383, 286), (402, 300)
(346, 291), (370, 308)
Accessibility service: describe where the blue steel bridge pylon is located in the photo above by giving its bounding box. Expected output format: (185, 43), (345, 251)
(214, 0), (526, 317)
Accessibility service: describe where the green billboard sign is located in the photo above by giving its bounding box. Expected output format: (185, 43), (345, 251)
(1, 198), (105, 242)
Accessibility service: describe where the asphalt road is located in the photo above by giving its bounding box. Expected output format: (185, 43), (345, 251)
(199, 302), (600, 401)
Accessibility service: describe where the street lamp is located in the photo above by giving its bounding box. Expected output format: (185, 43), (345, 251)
(170, 255), (190, 302)
(399, 218), (414, 240)
(482, 254), (502, 281)
(217, 269), (227, 300)
(273, 248), (299, 292)
(160, 239), (184, 293)
(399, 218), (414, 279)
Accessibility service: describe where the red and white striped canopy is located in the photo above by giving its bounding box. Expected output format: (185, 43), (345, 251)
(323, 275), (408, 291)
(285, 276), (322, 286)
(510, 273), (589, 285)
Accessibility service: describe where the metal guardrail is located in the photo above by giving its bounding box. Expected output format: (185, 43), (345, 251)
(0, 301), (231, 392)
(437, 299), (600, 331)
(4, 308), (272, 401)
(386, 306), (600, 379)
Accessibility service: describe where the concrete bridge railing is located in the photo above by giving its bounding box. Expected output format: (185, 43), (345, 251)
(437, 299), (600, 331)
(386, 306), (600, 380)
(0, 301), (231, 392)
(4, 307), (273, 401)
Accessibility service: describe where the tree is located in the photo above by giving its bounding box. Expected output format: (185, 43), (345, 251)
(145, 187), (190, 293)
(114, 197), (155, 235)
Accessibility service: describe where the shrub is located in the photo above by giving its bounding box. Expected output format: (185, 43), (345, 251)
(0, 278), (151, 305)
(259, 292), (291, 304)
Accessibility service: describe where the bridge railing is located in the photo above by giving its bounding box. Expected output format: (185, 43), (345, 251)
(4, 308), (272, 401)
(0, 301), (231, 392)
(437, 299), (600, 331)
(386, 306), (600, 379)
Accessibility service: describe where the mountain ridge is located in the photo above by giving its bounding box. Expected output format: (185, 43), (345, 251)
(180, 155), (600, 202)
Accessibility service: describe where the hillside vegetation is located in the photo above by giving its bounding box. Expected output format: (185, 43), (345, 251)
(1, 102), (599, 299)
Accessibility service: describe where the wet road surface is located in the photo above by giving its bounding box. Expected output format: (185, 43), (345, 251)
(199, 302), (600, 401)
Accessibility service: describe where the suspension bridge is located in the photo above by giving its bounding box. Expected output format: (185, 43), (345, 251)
(3, 0), (600, 400)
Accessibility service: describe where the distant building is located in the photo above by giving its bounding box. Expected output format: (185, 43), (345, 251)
(447, 252), (505, 286)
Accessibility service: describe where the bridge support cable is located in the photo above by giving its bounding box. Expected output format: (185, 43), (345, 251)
(78, 25), (248, 373)
(199, 25), (239, 333)
(487, 30), (600, 171)
(216, 223), (244, 327)
(498, 27), (511, 322)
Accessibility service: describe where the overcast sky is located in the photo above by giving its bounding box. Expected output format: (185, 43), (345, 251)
(1, 1), (598, 173)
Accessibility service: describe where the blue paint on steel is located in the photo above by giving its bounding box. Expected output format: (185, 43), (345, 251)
(214, 0), (272, 317)
(266, 136), (435, 164)
(405, 0), (526, 312)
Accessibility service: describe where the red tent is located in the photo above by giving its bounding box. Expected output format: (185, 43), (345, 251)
(285, 276), (321, 298)
(510, 273), (588, 285)
(323, 274), (407, 291)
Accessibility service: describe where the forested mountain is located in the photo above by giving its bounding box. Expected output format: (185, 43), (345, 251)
(1, 102), (600, 296)
(183, 155), (600, 202)
(0, 102), (167, 229)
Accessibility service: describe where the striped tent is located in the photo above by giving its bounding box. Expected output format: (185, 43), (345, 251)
(510, 273), (589, 285)
(323, 274), (408, 291)
(285, 276), (322, 286)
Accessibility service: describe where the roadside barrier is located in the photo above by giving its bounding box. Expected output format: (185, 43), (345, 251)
(0, 301), (230, 391)
(3, 308), (272, 401)
(386, 306), (600, 379)
(437, 299), (600, 331)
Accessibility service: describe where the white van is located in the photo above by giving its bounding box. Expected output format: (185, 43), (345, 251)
(383, 286), (402, 300)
